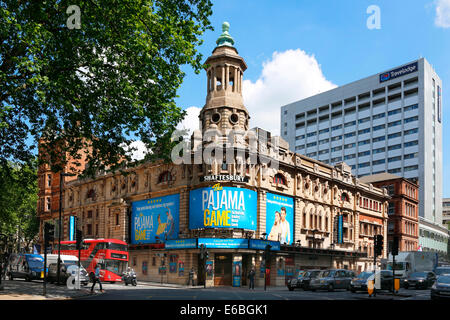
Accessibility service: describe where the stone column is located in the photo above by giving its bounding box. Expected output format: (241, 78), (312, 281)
(234, 67), (238, 92)
(221, 66), (225, 91)
(225, 65), (229, 91)
(213, 66), (217, 91)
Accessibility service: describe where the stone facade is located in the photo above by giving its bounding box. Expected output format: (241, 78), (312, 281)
(38, 22), (390, 286)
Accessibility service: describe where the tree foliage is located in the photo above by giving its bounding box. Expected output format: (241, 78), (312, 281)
(0, 0), (213, 176)
(0, 159), (39, 252)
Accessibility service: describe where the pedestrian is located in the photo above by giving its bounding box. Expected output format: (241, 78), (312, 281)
(189, 267), (195, 286)
(91, 264), (104, 293)
(248, 267), (255, 290)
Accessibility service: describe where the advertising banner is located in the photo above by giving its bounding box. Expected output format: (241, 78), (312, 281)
(233, 261), (242, 287)
(338, 215), (343, 244)
(189, 186), (257, 230)
(206, 261), (214, 277)
(131, 194), (180, 244)
(248, 239), (280, 251)
(165, 238), (197, 250)
(197, 238), (248, 249)
(266, 193), (294, 245)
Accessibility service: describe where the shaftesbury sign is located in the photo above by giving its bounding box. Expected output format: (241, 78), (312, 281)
(379, 62), (418, 83)
(200, 175), (249, 183)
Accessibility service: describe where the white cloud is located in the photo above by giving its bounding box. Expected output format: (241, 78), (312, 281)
(435, 0), (450, 28)
(124, 140), (151, 161)
(242, 49), (336, 135)
(176, 106), (201, 137)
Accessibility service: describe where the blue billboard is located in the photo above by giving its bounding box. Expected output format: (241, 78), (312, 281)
(248, 239), (280, 251)
(165, 238), (197, 250)
(197, 238), (248, 249)
(131, 194), (180, 244)
(266, 193), (294, 245)
(189, 186), (257, 230)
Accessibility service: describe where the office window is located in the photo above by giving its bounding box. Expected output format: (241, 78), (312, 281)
(404, 165), (419, 172)
(373, 136), (385, 142)
(306, 142), (317, 147)
(388, 108), (402, 116)
(331, 157), (342, 163)
(358, 139), (370, 146)
(344, 143), (356, 149)
(296, 135), (305, 140)
(373, 147), (385, 154)
(358, 128), (370, 135)
(373, 159), (385, 165)
(388, 168), (402, 174)
(344, 154), (356, 160)
(373, 124), (385, 131)
(404, 104), (418, 112)
(388, 144), (402, 151)
(358, 117), (370, 124)
(373, 113), (385, 120)
(404, 116), (418, 123)
(319, 128), (329, 134)
(331, 135), (342, 141)
(331, 146), (342, 152)
(318, 149), (329, 155)
(295, 146), (304, 151)
(307, 132), (317, 137)
(344, 121), (356, 127)
(344, 132), (356, 138)
(332, 124), (342, 131)
(388, 120), (402, 127)
(358, 151), (370, 157)
(404, 141), (418, 148)
(358, 162), (370, 168)
(388, 156), (401, 163)
(306, 152), (317, 157)
(388, 132), (402, 139)
(404, 153), (418, 160)
(319, 138), (329, 145)
(404, 128), (418, 135)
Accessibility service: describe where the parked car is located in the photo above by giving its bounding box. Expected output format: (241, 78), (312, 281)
(309, 269), (354, 292)
(7, 254), (46, 281)
(353, 270), (394, 292)
(287, 270), (306, 291)
(47, 262), (90, 286)
(434, 267), (450, 276)
(349, 271), (373, 292)
(404, 271), (436, 289)
(300, 269), (323, 290)
(431, 275), (450, 300)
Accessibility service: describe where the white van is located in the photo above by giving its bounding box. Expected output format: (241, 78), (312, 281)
(41, 254), (79, 268)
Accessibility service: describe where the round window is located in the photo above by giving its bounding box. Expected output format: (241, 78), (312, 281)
(229, 113), (239, 124)
(211, 113), (221, 123)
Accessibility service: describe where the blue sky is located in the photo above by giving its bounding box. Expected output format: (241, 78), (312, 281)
(174, 0), (450, 197)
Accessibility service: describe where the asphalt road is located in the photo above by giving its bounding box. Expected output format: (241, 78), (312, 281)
(77, 282), (433, 300)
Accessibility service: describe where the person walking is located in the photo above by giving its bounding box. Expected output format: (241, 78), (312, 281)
(189, 267), (195, 286)
(248, 268), (255, 290)
(91, 264), (104, 293)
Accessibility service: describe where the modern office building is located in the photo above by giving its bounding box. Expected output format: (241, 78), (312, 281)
(443, 198), (450, 226)
(281, 58), (443, 230)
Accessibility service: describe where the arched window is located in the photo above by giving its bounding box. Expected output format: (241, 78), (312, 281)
(341, 192), (349, 202)
(87, 189), (96, 200)
(158, 171), (172, 183)
(273, 173), (286, 185)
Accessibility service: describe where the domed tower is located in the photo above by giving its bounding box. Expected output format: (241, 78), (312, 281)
(200, 22), (249, 135)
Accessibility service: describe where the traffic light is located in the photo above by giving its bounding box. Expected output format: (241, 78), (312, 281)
(264, 244), (272, 263)
(44, 222), (55, 242)
(375, 234), (383, 256)
(204, 249), (209, 260)
(392, 236), (399, 256)
(75, 229), (83, 249)
(199, 244), (205, 260)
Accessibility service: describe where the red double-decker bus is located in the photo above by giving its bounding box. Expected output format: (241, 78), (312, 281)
(55, 238), (128, 282)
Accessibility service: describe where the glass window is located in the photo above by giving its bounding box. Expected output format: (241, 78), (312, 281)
(404, 116), (418, 123)
(373, 136), (385, 142)
(358, 117), (370, 124)
(105, 259), (127, 276)
(107, 242), (128, 252)
(388, 132), (402, 139)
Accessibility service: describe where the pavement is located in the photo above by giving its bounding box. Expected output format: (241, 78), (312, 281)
(0, 279), (102, 300)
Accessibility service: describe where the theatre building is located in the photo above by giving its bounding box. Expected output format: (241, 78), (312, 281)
(42, 23), (390, 287)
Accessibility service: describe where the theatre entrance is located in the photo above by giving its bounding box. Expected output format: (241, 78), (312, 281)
(214, 253), (232, 286)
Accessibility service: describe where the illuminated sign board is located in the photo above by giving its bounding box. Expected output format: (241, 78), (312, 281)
(379, 62), (418, 83)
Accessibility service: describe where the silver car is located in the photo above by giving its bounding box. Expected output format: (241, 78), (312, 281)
(309, 269), (354, 292)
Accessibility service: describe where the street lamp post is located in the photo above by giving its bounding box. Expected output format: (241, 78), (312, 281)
(56, 172), (75, 285)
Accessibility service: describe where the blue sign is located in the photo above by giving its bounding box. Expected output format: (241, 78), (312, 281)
(338, 215), (343, 244)
(69, 216), (76, 241)
(131, 194), (180, 244)
(165, 238), (197, 250)
(198, 238), (248, 249)
(189, 186), (257, 230)
(379, 62), (418, 83)
(248, 239), (280, 251)
(266, 193), (294, 245)
(233, 261), (242, 287)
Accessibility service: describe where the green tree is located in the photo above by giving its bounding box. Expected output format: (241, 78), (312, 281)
(0, 159), (39, 252)
(1, 0), (213, 176)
